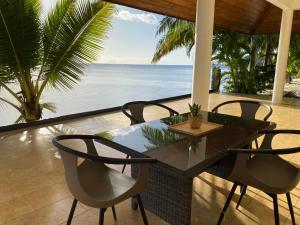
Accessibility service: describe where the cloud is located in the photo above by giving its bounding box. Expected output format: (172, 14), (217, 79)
(115, 10), (158, 25)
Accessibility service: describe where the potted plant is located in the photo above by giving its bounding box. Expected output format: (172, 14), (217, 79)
(188, 103), (202, 129)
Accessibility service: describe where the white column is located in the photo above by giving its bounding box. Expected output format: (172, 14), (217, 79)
(191, 0), (215, 110)
(272, 9), (294, 104)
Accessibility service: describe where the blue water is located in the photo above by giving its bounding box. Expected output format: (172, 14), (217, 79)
(0, 64), (195, 126)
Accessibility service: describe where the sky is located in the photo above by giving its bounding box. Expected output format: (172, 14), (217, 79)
(42, 0), (193, 65)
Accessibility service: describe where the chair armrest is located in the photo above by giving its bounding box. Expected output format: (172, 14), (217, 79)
(228, 129), (300, 155)
(52, 135), (157, 165)
(228, 147), (300, 155)
(150, 102), (179, 116)
(257, 129), (300, 135)
(261, 104), (273, 121)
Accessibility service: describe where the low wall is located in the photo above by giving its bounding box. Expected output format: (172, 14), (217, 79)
(0, 94), (191, 133)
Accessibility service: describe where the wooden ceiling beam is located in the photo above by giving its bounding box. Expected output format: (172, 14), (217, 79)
(104, 0), (300, 34)
(250, 4), (273, 34)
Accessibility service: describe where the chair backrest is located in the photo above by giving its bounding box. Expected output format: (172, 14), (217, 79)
(122, 101), (179, 125)
(52, 135), (156, 207)
(227, 130), (300, 193)
(212, 100), (273, 121)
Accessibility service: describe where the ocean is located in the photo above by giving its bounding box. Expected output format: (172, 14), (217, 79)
(0, 64), (195, 126)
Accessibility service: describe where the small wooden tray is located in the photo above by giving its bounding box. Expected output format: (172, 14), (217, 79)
(168, 120), (223, 137)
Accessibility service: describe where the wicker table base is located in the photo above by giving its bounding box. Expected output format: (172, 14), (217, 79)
(132, 163), (193, 225)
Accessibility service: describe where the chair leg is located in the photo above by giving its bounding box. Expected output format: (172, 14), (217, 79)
(66, 198), (77, 225)
(236, 185), (247, 209)
(136, 195), (149, 225)
(111, 206), (117, 221)
(99, 208), (106, 225)
(286, 193), (296, 225)
(270, 194), (280, 225)
(217, 182), (238, 225)
(121, 154), (130, 173)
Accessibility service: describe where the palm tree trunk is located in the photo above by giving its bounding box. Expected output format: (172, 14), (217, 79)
(249, 35), (257, 73)
(264, 35), (272, 67)
(23, 98), (42, 122)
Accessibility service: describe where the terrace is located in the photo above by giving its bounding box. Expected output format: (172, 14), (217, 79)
(1, 0), (300, 224)
(1, 93), (300, 225)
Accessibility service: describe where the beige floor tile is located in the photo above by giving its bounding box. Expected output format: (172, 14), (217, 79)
(2, 198), (87, 225)
(1, 93), (300, 225)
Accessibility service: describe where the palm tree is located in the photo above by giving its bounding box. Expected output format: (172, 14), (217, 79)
(212, 29), (250, 93)
(151, 17), (195, 63)
(152, 16), (285, 94)
(0, 0), (115, 122)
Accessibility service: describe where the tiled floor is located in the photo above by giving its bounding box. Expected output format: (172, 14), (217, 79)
(1, 93), (300, 225)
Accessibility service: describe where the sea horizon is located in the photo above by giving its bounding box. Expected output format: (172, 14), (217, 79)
(0, 64), (196, 126)
(92, 63), (194, 66)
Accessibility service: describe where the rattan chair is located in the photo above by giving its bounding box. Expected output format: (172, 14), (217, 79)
(120, 101), (179, 173)
(217, 130), (300, 225)
(52, 135), (156, 225)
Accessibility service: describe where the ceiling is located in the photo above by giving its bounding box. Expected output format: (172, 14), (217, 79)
(106, 0), (300, 34)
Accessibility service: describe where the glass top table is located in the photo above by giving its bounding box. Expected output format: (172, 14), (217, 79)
(98, 111), (275, 176)
(96, 111), (276, 225)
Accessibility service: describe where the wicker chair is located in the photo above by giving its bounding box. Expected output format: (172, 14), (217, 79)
(217, 130), (300, 225)
(52, 135), (156, 225)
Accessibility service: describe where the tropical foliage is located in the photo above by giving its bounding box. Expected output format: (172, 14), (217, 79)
(0, 0), (114, 122)
(152, 17), (195, 64)
(288, 33), (300, 78)
(188, 103), (201, 117)
(152, 17), (300, 94)
(212, 30), (278, 93)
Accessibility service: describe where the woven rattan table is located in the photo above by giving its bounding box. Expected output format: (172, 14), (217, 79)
(96, 112), (275, 225)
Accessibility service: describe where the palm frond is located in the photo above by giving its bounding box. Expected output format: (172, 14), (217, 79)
(0, 97), (23, 114)
(39, 0), (76, 83)
(0, 0), (41, 74)
(0, 65), (15, 83)
(14, 115), (25, 124)
(40, 102), (57, 113)
(152, 19), (195, 63)
(0, 79), (24, 106)
(156, 17), (178, 36)
(39, 0), (115, 92)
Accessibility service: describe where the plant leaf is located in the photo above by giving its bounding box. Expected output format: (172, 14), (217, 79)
(0, 97), (23, 114)
(40, 0), (115, 90)
(0, 0), (41, 75)
(41, 102), (57, 113)
(152, 17), (195, 63)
